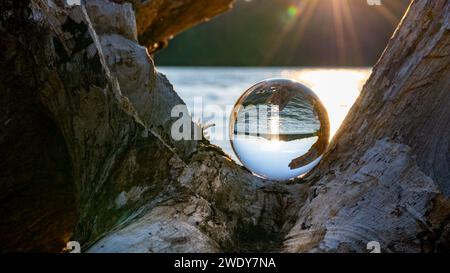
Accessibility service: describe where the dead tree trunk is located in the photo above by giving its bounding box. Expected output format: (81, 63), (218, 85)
(134, 0), (234, 53)
(284, 0), (450, 252)
(0, 0), (448, 253)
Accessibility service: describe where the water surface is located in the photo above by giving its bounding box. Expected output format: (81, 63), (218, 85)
(158, 67), (371, 163)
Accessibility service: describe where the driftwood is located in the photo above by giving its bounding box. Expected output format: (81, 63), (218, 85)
(134, 0), (234, 53)
(285, 0), (450, 252)
(0, 0), (448, 252)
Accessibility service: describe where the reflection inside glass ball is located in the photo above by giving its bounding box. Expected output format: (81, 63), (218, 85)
(229, 79), (330, 181)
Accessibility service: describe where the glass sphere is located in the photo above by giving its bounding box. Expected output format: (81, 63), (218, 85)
(229, 79), (330, 181)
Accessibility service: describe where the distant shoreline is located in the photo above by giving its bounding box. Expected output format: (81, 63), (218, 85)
(233, 131), (318, 142)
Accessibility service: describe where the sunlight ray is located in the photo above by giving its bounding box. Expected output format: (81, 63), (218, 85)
(340, 0), (363, 64)
(375, 4), (401, 26)
(264, 0), (319, 65)
(282, 0), (320, 62)
(331, 0), (347, 64)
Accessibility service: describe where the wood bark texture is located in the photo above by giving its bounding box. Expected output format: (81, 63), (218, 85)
(0, 0), (448, 253)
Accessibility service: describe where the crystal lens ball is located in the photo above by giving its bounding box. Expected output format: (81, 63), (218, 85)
(229, 79), (330, 181)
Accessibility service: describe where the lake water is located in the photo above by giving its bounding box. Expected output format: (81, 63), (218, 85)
(158, 67), (371, 163)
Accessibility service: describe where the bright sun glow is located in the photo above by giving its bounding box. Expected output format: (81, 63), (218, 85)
(281, 69), (371, 138)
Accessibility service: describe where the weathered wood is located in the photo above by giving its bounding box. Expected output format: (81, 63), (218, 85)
(1, 0), (285, 252)
(284, 0), (450, 252)
(134, 0), (234, 53)
(0, 0), (449, 253)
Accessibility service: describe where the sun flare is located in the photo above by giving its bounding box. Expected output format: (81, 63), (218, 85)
(281, 69), (371, 138)
(266, 0), (403, 65)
